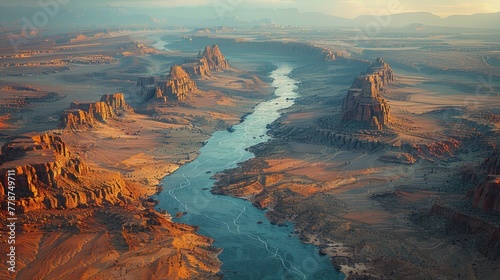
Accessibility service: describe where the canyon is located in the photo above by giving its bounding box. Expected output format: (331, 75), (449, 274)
(0, 19), (499, 280)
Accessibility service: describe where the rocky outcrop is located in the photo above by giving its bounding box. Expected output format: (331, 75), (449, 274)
(0, 134), (130, 213)
(200, 44), (229, 71)
(271, 123), (459, 156)
(70, 101), (115, 122)
(60, 93), (133, 129)
(136, 45), (226, 102)
(100, 93), (133, 112)
(473, 176), (500, 213)
(154, 65), (197, 103)
(472, 150), (500, 213)
(182, 44), (229, 77)
(365, 57), (394, 87)
(341, 58), (393, 130)
(60, 109), (93, 129)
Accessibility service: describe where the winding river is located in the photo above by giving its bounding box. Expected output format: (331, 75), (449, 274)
(154, 39), (342, 279)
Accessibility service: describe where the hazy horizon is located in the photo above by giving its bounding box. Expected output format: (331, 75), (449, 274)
(1, 0), (499, 19)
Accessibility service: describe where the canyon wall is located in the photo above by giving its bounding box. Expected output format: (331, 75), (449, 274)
(185, 36), (343, 62)
(0, 134), (130, 213)
(473, 150), (500, 213)
(431, 203), (500, 240)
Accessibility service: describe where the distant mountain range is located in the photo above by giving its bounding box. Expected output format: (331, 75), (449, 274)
(0, 5), (498, 31)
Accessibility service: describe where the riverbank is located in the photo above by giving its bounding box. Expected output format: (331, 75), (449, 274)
(211, 57), (500, 279)
(157, 63), (343, 280)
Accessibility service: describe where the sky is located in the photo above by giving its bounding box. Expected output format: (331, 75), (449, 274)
(3, 0), (500, 18)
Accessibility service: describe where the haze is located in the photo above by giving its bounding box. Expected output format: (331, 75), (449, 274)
(2, 0), (500, 18)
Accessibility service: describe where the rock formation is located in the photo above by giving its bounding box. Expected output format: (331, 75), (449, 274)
(365, 57), (394, 87)
(200, 44), (229, 71)
(341, 58), (394, 130)
(0, 134), (131, 212)
(100, 93), (133, 112)
(182, 44), (229, 77)
(60, 93), (133, 129)
(136, 45), (227, 102)
(473, 150), (500, 213)
(153, 65), (197, 103)
(473, 176), (500, 212)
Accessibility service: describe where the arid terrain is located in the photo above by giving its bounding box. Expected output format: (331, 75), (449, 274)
(0, 30), (273, 279)
(0, 11), (499, 280)
(207, 30), (500, 279)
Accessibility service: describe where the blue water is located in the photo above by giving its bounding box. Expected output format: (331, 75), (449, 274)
(157, 63), (343, 280)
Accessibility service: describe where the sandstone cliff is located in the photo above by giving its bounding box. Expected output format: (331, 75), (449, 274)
(200, 44), (229, 71)
(0, 134), (131, 213)
(100, 93), (134, 113)
(341, 58), (393, 130)
(60, 93), (133, 129)
(154, 65), (197, 103)
(365, 57), (394, 87)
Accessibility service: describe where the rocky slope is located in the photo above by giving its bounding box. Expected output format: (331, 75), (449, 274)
(0, 134), (223, 279)
(341, 58), (394, 130)
(60, 93), (133, 129)
(0, 137), (248, 274)
(0, 134), (131, 213)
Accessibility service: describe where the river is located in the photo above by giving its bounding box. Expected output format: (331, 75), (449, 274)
(154, 42), (342, 279)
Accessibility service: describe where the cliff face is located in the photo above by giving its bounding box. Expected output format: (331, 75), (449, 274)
(473, 176), (500, 213)
(365, 57), (394, 87)
(100, 93), (134, 112)
(186, 37), (344, 62)
(182, 44), (229, 77)
(341, 58), (394, 130)
(200, 44), (229, 71)
(473, 151), (500, 213)
(137, 76), (156, 87)
(155, 65), (197, 103)
(60, 93), (133, 129)
(0, 134), (130, 213)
